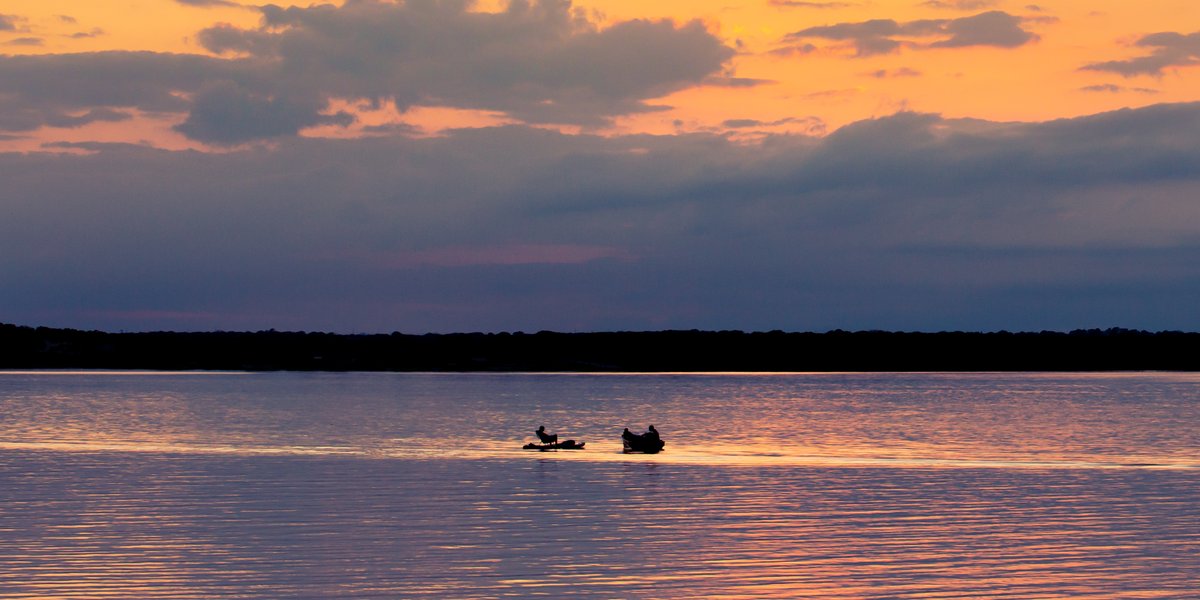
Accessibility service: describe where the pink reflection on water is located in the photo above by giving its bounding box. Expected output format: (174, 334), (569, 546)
(0, 371), (1197, 598)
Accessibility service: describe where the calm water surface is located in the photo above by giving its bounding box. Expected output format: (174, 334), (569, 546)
(0, 371), (1197, 598)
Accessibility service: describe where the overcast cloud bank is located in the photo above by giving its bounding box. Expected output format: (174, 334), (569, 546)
(4, 102), (1200, 332)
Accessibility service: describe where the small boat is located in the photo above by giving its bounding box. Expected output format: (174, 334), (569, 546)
(523, 439), (585, 451)
(622, 436), (665, 454)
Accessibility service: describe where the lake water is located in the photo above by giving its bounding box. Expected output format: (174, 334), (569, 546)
(0, 371), (1197, 598)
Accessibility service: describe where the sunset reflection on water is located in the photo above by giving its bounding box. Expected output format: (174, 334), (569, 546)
(0, 371), (1197, 598)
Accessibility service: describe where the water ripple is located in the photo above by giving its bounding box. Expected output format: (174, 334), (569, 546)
(0, 371), (1196, 598)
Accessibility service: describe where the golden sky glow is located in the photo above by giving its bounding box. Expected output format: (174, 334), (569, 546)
(3, 0), (1199, 149)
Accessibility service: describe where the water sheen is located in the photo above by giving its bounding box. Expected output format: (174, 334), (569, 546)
(0, 371), (1197, 598)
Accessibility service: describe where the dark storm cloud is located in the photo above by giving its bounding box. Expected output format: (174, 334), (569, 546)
(1083, 31), (1200, 77)
(786, 11), (1036, 56)
(4, 103), (1200, 332)
(0, 14), (18, 31)
(0, 1), (736, 143)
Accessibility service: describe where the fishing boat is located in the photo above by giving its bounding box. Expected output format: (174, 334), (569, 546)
(622, 435), (665, 454)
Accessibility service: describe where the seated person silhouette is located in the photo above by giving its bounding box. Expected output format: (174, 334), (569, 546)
(623, 425), (663, 453)
(645, 425), (660, 442)
(536, 425), (558, 446)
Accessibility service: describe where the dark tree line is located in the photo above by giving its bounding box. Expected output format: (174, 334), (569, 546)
(1, 323), (1197, 372)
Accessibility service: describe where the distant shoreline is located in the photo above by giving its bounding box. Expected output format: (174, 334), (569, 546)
(4, 323), (1198, 372)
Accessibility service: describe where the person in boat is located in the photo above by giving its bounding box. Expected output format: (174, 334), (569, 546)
(622, 425), (664, 452)
(644, 425), (664, 452)
(645, 425), (660, 443)
(535, 425), (558, 446)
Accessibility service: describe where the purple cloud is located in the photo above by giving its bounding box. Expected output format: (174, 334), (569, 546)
(1083, 31), (1200, 77)
(174, 80), (353, 144)
(865, 67), (922, 78)
(174, 0), (245, 7)
(786, 11), (1037, 57)
(69, 28), (105, 39)
(921, 0), (998, 9)
(930, 11), (1036, 48)
(195, 0), (738, 131)
(0, 52), (233, 133)
(770, 1), (856, 8)
(1080, 84), (1158, 94)
(0, 1), (740, 144)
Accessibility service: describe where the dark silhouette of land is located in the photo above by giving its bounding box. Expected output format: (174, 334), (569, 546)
(1, 323), (1198, 372)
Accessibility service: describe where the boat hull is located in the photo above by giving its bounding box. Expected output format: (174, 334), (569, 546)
(622, 438), (665, 454)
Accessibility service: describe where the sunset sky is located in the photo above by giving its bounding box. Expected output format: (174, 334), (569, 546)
(3, 0), (1200, 332)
